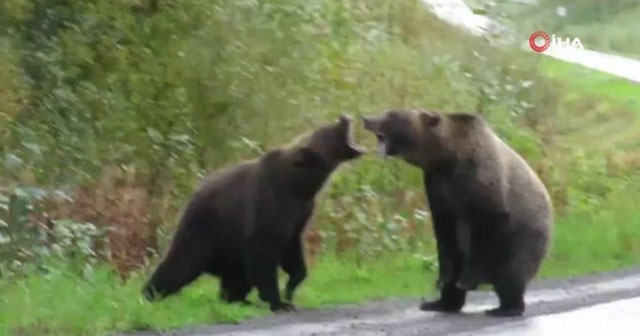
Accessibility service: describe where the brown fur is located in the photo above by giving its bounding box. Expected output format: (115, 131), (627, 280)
(142, 115), (364, 312)
(363, 109), (553, 317)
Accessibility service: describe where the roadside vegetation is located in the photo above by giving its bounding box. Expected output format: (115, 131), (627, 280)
(0, 0), (639, 335)
(485, 0), (640, 57)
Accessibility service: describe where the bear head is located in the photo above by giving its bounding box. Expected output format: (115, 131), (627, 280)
(291, 114), (366, 169)
(363, 109), (477, 168)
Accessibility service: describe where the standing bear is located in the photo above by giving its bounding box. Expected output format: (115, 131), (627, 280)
(142, 115), (365, 312)
(363, 109), (553, 317)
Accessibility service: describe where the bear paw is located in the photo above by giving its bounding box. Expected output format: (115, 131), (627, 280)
(270, 302), (297, 313)
(485, 306), (524, 317)
(419, 299), (463, 313)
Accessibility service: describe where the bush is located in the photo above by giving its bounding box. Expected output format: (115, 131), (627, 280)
(0, 187), (109, 278)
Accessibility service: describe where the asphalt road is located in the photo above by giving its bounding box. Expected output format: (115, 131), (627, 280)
(123, 267), (640, 336)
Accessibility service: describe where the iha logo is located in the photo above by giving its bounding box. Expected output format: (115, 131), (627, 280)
(529, 31), (584, 53)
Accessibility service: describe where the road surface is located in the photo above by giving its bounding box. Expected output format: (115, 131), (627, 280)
(124, 267), (640, 336)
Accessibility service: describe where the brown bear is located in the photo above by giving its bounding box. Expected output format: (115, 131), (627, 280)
(142, 115), (365, 312)
(362, 109), (553, 317)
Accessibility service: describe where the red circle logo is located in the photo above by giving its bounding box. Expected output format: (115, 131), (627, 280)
(529, 31), (551, 53)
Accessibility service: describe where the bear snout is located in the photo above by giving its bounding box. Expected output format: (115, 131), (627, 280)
(362, 116), (380, 132)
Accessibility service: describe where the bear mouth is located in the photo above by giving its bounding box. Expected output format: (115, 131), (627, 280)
(343, 116), (366, 155)
(375, 133), (388, 157)
(362, 115), (388, 157)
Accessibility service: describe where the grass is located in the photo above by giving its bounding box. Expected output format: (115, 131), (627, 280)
(535, 56), (640, 278)
(0, 255), (435, 335)
(538, 57), (640, 168)
(541, 180), (640, 278)
(540, 58), (640, 112)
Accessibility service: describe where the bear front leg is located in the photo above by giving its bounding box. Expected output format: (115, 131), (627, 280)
(455, 220), (482, 291)
(246, 237), (295, 312)
(422, 253), (466, 312)
(282, 210), (312, 302)
(142, 240), (209, 301)
(432, 211), (456, 291)
(282, 236), (307, 303)
(220, 270), (253, 305)
(436, 243), (454, 291)
(456, 260), (483, 291)
(420, 207), (466, 312)
(457, 210), (510, 291)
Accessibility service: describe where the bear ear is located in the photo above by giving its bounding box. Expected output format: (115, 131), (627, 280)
(419, 110), (440, 127)
(293, 147), (322, 168)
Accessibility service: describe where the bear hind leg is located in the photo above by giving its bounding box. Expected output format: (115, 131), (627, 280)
(486, 276), (526, 317)
(246, 238), (294, 312)
(281, 237), (307, 302)
(420, 282), (466, 313)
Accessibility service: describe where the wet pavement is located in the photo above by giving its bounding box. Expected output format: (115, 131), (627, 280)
(123, 267), (640, 336)
(455, 297), (640, 336)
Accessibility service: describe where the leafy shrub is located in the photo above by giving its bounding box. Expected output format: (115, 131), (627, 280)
(0, 187), (109, 278)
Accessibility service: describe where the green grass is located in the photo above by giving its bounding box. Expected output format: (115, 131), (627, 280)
(0, 255), (435, 335)
(535, 57), (640, 277)
(538, 57), (640, 153)
(541, 180), (640, 278)
(541, 58), (640, 112)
